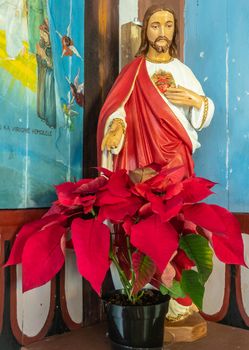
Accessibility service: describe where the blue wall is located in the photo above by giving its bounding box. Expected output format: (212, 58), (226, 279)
(185, 0), (249, 212)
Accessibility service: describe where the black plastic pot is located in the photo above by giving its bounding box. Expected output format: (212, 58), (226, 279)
(103, 290), (170, 350)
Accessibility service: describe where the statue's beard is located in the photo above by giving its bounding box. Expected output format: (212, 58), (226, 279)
(149, 36), (171, 53)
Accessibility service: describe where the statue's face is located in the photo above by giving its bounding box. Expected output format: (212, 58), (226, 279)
(146, 10), (175, 53)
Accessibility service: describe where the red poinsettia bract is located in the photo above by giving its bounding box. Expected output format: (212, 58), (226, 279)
(71, 218), (111, 295)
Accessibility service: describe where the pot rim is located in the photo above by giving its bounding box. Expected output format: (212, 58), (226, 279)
(102, 288), (170, 308)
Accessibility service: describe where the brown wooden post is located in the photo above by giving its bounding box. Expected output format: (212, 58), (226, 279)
(83, 0), (119, 326)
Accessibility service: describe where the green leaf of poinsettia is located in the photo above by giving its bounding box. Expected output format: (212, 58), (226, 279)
(180, 270), (204, 310)
(160, 280), (186, 299)
(132, 252), (156, 295)
(180, 234), (213, 284)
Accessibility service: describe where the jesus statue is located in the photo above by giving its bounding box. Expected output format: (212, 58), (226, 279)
(97, 4), (214, 320)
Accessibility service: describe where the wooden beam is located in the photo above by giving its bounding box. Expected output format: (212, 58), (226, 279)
(84, 0), (119, 178)
(83, 0), (119, 326)
(234, 213), (249, 234)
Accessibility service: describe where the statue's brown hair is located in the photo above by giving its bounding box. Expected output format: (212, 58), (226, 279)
(136, 5), (178, 57)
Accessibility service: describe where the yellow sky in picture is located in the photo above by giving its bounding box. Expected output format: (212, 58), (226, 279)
(0, 30), (37, 92)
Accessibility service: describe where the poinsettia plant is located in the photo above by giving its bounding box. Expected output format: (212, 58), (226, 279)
(5, 164), (246, 308)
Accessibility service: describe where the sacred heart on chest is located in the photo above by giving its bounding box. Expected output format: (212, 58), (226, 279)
(151, 70), (176, 95)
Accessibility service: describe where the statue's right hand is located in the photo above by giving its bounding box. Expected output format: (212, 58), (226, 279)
(101, 119), (125, 152)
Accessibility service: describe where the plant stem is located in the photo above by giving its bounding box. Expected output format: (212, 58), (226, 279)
(109, 235), (131, 298)
(136, 290), (144, 301)
(126, 236), (135, 298)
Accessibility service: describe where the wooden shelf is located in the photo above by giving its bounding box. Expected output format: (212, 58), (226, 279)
(22, 321), (249, 350)
(21, 323), (110, 350)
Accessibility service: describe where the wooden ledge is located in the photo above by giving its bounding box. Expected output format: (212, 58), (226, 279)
(21, 323), (110, 350)
(22, 321), (249, 350)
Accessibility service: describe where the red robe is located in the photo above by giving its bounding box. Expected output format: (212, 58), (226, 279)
(97, 56), (194, 177)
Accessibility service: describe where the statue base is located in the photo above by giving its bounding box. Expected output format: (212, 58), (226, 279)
(164, 312), (207, 343)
